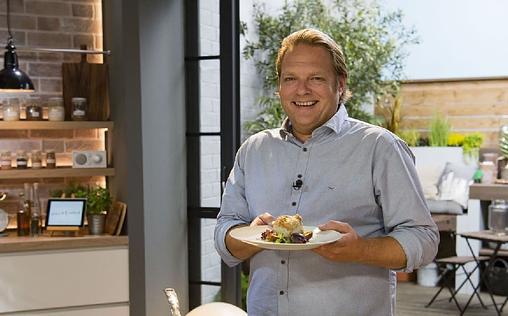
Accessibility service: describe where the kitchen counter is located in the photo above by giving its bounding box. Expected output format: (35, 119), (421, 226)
(0, 232), (129, 315)
(469, 183), (508, 200)
(0, 232), (128, 253)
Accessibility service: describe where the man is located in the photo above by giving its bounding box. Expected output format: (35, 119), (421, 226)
(215, 28), (439, 316)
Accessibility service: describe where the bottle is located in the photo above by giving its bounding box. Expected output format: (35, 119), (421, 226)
(48, 97), (65, 121)
(480, 161), (496, 184)
(17, 192), (30, 236)
(25, 97), (43, 121)
(71, 97), (88, 121)
(16, 150), (28, 169)
(31, 183), (42, 237)
(2, 100), (20, 121)
(46, 150), (56, 168)
(0, 150), (12, 170)
(489, 200), (508, 235)
(31, 150), (43, 169)
(23, 183), (33, 219)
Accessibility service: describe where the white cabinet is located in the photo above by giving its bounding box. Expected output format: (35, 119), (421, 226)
(0, 246), (129, 315)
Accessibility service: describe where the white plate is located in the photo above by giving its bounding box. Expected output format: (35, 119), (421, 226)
(230, 225), (342, 250)
(0, 208), (8, 232)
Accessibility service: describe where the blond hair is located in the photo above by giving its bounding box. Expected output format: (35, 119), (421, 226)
(276, 28), (352, 103)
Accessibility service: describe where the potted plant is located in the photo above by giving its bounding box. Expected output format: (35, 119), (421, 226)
(85, 186), (112, 235)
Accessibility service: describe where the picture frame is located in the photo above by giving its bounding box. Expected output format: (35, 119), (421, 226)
(45, 198), (87, 232)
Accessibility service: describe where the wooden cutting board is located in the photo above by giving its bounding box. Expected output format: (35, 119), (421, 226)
(105, 201), (127, 235)
(62, 45), (110, 121)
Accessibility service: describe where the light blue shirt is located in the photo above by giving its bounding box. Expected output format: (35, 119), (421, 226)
(215, 106), (439, 316)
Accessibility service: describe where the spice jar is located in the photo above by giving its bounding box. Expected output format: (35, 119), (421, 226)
(2, 101), (20, 121)
(48, 97), (65, 121)
(25, 97), (43, 121)
(16, 150), (28, 169)
(71, 97), (87, 121)
(31, 150), (42, 169)
(0, 151), (12, 170)
(46, 150), (56, 168)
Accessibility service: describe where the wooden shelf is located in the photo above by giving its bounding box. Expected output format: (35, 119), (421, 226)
(0, 121), (113, 130)
(469, 183), (508, 200)
(0, 167), (115, 179)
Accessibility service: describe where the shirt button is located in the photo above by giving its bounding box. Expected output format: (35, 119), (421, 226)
(281, 260), (286, 264)
(303, 147), (308, 152)
(291, 202), (296, 206)
(279, 290), (285, 295)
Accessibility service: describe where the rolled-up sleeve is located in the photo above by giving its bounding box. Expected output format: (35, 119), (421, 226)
(214, 146), (252, 267)
(373, 137), (440, 272)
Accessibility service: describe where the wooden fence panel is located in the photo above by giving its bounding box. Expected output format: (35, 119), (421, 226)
(394, 78), (508, 148)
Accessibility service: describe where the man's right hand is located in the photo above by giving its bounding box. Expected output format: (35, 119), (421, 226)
(225, 212), (274, 261)
(249, 212), (275, 227)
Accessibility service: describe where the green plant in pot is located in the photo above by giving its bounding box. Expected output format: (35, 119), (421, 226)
(86, 186), (112, 235)
(429, 112), (450, 147)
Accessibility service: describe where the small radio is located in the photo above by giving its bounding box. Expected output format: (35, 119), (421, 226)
(72, 151), (107, 168)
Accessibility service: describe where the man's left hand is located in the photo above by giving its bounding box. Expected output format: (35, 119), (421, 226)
(312, 220), (407, 269)
(312, 220), (363, 262)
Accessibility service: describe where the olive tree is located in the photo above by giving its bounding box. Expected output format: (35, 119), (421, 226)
(242, 0), (418, 134)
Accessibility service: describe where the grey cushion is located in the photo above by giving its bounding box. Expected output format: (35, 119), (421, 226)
(426, 199), (465, 215)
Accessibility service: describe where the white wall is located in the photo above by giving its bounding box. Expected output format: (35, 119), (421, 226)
(240, 0), (265, 140)
(382, 0), (508, 80)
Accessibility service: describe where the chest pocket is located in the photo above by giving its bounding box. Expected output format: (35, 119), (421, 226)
(300, 162), (378, 225)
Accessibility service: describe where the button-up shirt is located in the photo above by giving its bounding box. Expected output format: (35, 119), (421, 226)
(215, 106), (439, 316)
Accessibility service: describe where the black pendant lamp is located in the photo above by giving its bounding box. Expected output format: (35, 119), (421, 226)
(0, 0), (34, 92)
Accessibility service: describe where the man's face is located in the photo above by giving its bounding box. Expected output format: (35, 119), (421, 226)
(278, 44), (344, 140)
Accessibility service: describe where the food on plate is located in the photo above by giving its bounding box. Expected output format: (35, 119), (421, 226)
(260, 214), (313, 244)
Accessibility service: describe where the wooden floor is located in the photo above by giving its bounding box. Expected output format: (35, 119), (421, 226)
(396, 282), (508, 315)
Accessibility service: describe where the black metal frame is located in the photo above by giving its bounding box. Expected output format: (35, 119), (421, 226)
(185, 0), (241, 310)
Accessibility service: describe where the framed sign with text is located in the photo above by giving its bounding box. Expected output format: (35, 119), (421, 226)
(45, 198), (87, 231)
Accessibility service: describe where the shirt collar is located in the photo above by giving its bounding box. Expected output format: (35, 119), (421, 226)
(279, 104), (349, 138)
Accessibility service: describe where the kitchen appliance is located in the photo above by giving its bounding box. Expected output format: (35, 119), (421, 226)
(72, 151), (107, 168)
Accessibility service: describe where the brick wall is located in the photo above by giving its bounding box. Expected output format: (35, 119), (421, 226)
(0, 0), (103, 224)
(0, 0), (103, 96)
(199, 0), (222, 304)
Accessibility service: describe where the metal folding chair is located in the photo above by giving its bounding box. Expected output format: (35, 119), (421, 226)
(425, 255), (489, 313)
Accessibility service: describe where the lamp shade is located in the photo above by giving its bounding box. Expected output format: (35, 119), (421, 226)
(0, 40), (34, 92)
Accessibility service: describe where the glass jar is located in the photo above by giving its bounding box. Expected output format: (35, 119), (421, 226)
(71, 97), (88, 121)
(16, 150), (28, 169)
(46, 150), (56, 168)
(2, 101), (20, 121)
(31, 150), (43, 169)
(480, 161), (496, 184)
(489, 200), (508, 235)
(0, 151), (12, 170)
(25, 97), (43, 121)
(48, 97), (65, 121)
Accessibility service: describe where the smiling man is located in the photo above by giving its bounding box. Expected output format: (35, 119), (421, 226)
(215, 29), (439, 316)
